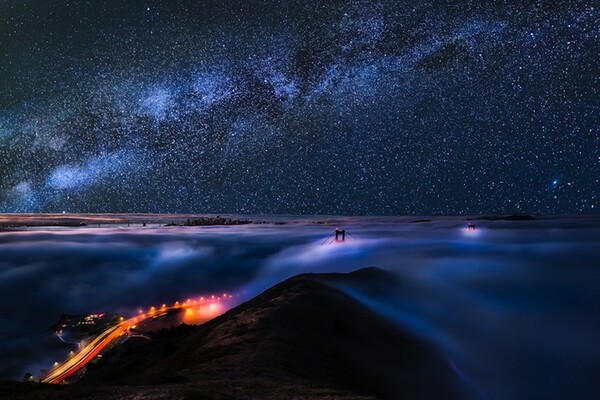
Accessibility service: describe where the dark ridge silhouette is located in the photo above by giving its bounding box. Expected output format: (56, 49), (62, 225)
(1, 268), (474, 399)
(473, 214), (536, 221)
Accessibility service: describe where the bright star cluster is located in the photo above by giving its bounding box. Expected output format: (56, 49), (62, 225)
(0, 1), (598, 214)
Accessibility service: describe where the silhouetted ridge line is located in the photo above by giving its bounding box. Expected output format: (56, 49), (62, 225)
(2, 268), (476, 400)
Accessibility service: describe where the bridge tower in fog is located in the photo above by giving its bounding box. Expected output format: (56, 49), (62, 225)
(321, 227), (352, 245)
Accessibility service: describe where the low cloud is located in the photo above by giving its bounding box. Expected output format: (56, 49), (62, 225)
(0, 218), (599, 400)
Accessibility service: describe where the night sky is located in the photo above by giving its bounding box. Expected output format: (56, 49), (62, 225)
(1, 1), (598, 215)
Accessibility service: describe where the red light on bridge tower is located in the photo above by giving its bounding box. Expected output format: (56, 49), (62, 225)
(321, 227), (354, 245)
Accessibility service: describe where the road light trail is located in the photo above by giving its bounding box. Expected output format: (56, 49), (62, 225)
(39, 294), (235, 384)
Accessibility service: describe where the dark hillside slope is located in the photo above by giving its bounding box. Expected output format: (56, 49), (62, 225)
(2, 268), (473, 399)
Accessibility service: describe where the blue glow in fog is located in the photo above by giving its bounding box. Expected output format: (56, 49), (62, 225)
(0, 216), (599, 400)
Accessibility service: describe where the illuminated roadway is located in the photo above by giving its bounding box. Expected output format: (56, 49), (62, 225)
(39, 296), (232, 384)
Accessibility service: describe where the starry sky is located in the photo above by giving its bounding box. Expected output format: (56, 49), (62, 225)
(0, 0), (598, 215)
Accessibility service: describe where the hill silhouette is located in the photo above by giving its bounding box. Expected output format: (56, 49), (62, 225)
(1, 268), (474, 399)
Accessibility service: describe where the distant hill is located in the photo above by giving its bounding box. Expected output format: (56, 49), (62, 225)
(1, 268), (474, 399)
(473, 214), (536, 221)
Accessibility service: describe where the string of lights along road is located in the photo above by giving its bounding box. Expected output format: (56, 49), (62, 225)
(40, 293), (237, 384)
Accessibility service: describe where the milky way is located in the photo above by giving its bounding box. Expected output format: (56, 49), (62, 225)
(1, 1), (598, 214)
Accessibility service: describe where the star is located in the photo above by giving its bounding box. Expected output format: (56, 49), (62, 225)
(0, 1), (597, 215)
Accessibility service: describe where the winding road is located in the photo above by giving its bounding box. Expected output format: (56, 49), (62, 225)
(40, 296), (232, 384)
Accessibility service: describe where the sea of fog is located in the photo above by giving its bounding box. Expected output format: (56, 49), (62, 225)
(0, 215), (599, 399)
